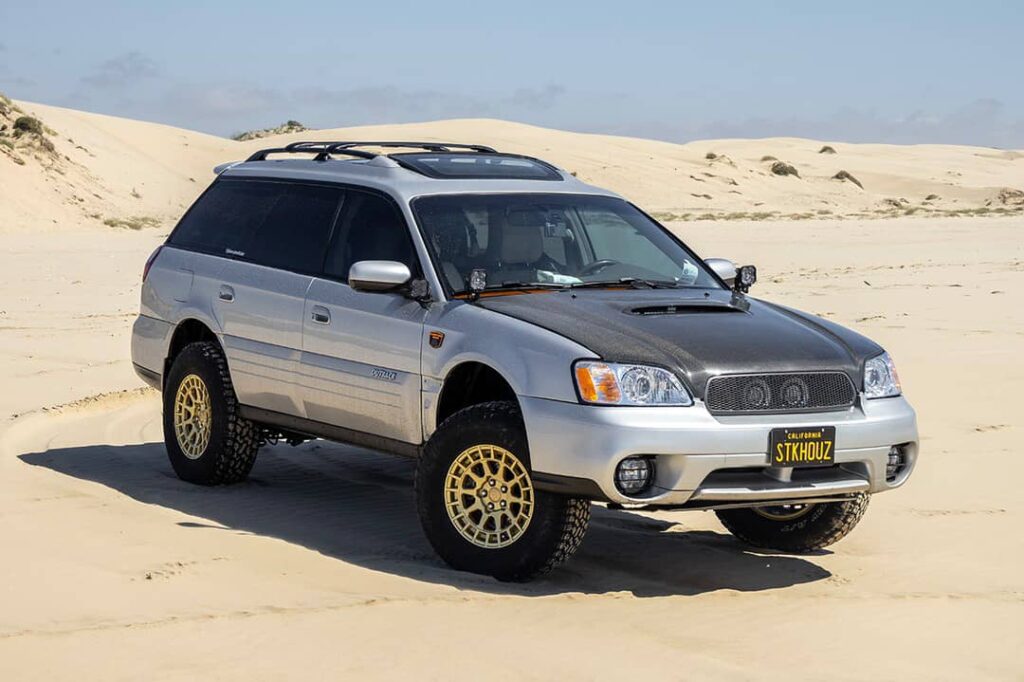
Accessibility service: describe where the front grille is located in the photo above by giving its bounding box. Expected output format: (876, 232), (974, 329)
(705, 371), (856, 414)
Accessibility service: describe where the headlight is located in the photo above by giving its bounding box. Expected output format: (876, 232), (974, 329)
(574, 361), (692, 406)
(864, 352), (901, 399)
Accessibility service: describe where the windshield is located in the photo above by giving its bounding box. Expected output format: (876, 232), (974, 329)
(412, 194), (723, 294)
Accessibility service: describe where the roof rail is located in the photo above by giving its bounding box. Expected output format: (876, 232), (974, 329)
(245, 140), (498, 163)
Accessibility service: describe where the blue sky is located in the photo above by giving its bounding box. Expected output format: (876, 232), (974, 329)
(1, 0), (1022, 146)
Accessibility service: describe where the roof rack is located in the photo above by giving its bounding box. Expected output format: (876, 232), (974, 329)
(245, 140), (498, 162)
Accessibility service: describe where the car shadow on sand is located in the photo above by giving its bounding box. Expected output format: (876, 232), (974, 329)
(20, 439), (832, 598)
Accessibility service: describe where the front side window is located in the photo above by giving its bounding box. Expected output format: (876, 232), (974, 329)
(412, 194), (721, 294)
(324, 192), (417, 282)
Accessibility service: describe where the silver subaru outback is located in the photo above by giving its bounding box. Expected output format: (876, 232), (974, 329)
(131, 141), (918, 581)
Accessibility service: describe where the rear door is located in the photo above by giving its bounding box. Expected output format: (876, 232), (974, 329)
(300, 190), (427, 443)
(170, 179), (344, 415)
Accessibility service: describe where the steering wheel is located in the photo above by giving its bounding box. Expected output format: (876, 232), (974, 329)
(578, 259), (620, 277)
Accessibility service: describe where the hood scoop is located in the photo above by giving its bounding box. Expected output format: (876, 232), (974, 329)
(627, 301), (744, 316)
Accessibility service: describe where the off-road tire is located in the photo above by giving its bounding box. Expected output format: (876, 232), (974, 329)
(715, 494), (870, 553)
(416, 401), (590, 581)
(162, 341), (260, 485)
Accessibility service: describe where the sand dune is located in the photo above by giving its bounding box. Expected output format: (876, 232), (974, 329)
(0, 100), (1022, 679)
(2, 99), (1021, 235)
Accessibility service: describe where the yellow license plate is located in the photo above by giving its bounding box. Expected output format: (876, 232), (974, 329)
(768, 427), (836, 468)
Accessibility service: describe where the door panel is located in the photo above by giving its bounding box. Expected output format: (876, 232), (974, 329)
(214, 258), (312, 415)
(300, 278), (426, 443)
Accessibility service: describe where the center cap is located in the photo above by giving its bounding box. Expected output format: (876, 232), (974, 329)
(488, 487), (502, 503)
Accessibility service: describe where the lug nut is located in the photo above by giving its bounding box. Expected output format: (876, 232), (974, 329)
(489, 479), (496, 486)
(488, 502), (495, 510)
(500, 486), (507, 493)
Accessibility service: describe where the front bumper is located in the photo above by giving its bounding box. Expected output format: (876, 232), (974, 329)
(521, 395), (918, 507)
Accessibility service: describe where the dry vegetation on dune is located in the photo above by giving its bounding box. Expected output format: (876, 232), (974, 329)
(0, 93), (61, 167)
(231, 120), (309, 141)
(1, 98), (1022, 233)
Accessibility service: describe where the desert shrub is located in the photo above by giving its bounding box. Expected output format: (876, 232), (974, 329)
(760, 155), (777, 162)
(770, 161), (799, 177)
(881, 198), (909, 209)
(705, 151), (718, 160)
(924, 193), (939, 201)
(103, 216), (160, 230)
(13, 116), (44, 135)
(818, 145), (837, 154)
(996, 188), (1024, 205)
(832, 170), (863, 189)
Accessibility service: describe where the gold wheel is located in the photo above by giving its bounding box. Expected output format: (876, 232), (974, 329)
(753, 503), (815, 521)
(444, 444), (534, 549)
(173, 373), (212, 460)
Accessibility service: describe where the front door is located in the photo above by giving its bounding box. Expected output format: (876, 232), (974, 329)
(300, 190), (427, 443)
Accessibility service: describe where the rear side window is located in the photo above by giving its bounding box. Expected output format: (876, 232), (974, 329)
(170, 180), (344, 274)
(245, 184), (344, 273)
(169, 180), (279, 256)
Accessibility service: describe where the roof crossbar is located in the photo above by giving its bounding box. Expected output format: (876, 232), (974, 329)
(246, 140), (499, 163)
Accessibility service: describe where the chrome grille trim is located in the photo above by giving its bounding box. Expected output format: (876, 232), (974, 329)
(705, 371), (857, 414)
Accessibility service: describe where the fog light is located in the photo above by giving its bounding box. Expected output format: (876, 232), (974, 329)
(886, 445), (906, 482)
(615, 457), (654, 495)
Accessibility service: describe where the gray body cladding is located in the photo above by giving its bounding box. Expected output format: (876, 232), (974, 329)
(476, 288), (883, 397)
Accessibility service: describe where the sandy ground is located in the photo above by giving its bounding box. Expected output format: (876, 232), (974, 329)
(1, 215), (1022, 680)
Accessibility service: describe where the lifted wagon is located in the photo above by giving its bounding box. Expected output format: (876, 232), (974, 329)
(132, 141), (918, 580)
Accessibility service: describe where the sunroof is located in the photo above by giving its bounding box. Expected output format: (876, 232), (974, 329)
(391, 153), (563, 181)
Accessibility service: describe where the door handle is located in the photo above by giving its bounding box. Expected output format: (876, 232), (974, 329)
(311, 305), (330, 324)
(219, 285), (235, 302)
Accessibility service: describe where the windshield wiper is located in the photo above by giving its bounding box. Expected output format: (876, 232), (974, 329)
(570, 277), (681, 290)
(456, 281), (569, 297)
(485, 281), (569, 290)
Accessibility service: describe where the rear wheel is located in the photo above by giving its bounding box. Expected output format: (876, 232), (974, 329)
(416, 401), (590, 581)
(162, 341), (260, 485)
(715, 494), (870, 552)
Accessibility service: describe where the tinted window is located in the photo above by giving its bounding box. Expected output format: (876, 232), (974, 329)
(246, 184), (343, 273)
(169, 180), (279, 256)
(325, 193), (416, 281)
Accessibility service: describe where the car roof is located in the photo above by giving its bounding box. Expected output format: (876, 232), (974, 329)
(215, 142), (622, 204)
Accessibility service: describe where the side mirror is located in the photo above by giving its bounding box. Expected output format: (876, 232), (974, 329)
(704, 258), (737, 286)
(705, 258), (756, 293)
(348, 260), (412, 293)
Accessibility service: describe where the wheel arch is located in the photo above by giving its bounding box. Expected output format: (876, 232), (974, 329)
(164, 318), (221, 388)
(434, 361), (518, 430)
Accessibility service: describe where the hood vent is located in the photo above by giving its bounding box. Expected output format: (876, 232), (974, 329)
(628, 303), (742, 316)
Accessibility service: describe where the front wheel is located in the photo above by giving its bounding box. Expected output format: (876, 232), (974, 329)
(715, 494), (870, 553)
(415, 401), (590, 581)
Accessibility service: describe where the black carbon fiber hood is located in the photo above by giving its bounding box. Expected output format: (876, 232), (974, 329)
(476, 288), (882, 397)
